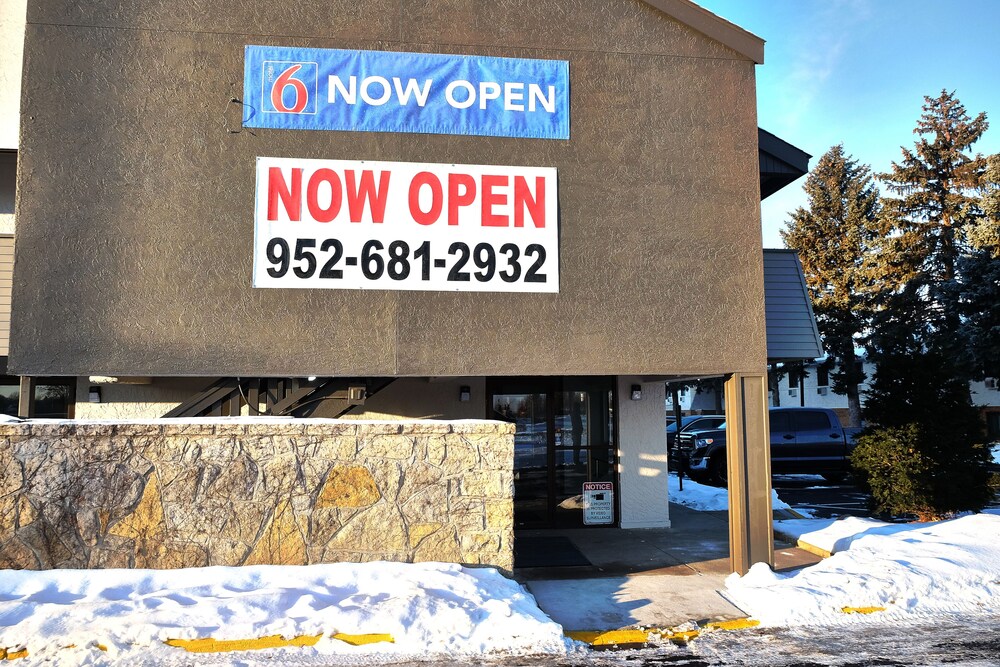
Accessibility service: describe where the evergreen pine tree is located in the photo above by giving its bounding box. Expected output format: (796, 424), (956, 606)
(852, 92), (994, 518)
(781, 145), (885, 426)
(956, 154), (1000, 379)
(878, 89), (989, 363)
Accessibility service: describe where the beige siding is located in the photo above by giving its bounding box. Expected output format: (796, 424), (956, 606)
(0, 0), (26, 149)
(0, 235), (11, 356)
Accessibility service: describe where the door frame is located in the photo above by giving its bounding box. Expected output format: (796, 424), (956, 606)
(486, 375), (619, 529)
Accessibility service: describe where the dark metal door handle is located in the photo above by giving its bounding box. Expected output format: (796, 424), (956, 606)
(782, 434), (794, 440)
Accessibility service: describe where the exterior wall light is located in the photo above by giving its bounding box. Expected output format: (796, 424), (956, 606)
(459, 385), (471, 402)
(630, 384), (642, 401)
(88, 386), (102, 403)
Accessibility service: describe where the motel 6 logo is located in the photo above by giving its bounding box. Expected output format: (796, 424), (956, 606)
(262, 61), (318, 114)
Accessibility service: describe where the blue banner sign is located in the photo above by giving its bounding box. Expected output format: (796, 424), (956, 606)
(243, 46), (569, 140)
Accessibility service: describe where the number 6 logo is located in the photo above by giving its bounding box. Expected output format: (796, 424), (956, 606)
(263, 61), (317, 115)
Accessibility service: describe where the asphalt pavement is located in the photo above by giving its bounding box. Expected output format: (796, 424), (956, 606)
(771, 475), (871, 519)
(772, 475), (1000, 520)
(413, 614), (1000, 666)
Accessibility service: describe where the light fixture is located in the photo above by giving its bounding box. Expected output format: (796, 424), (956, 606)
(88, 386), (102, 403)
(630, 384), (642, 401)
(459, 385), (471, 402)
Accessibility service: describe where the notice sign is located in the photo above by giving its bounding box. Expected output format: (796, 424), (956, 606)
(582, 482), (614, 526)
(253, 156), (559, 293)
(243, 46), (569, 140)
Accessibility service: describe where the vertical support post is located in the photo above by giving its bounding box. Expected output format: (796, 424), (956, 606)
(670, 385), (683, 441)
(724, 372), (773, 574)
(17, 376), (36, 419)
(616, 376), (670, 529)
(248, 379), (261, 415)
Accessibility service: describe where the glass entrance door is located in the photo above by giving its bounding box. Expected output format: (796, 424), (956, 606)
(489, 377), (616, 528)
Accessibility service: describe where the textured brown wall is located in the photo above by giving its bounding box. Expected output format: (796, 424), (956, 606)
(11, 0), (765, 377)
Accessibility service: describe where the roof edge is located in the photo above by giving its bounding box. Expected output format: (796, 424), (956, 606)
(758, 128), (812, 169)
(642, 0), (765, 64)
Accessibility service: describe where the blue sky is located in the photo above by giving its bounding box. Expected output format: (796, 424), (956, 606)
(696, 0), (1000, 247)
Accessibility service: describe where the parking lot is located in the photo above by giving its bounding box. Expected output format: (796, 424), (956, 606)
(772, 474), (1000, 519)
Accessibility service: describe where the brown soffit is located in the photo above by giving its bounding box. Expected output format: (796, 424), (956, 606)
(642, 0), (765, 64)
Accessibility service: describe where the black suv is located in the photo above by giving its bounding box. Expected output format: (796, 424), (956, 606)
(671, 407), (858, 486)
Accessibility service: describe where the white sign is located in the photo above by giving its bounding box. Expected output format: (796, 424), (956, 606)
(253, 156), (559, 292)
(583, 482), (614, 525)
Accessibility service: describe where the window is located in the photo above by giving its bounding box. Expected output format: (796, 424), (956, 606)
(683, 416), (725, 433)
(0, 378), (75, 418)
(792, 410), (832, 431)
(987, 412), (1000, 440)
(816, 365), (829, 388)
(0, 383), (16, 415)
(769, 411), (791, 433)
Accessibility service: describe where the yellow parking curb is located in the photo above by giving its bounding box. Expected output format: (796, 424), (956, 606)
(164, 632), (393, 653)
(163, 632), (394, 653)
(567, 617), (760, 647)
(660, 628), (700, 644)
(705, 618), (760, 631)
(564, 629), (652, 646)
(841, 606), (885, 615)
(331, 633), (394, 646)
(164, 635), (324, 653)
(797, 540), (833, 559)
(1, 647), (28, 661)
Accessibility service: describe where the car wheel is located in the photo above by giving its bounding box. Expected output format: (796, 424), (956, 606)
(709, 455), (728, 487)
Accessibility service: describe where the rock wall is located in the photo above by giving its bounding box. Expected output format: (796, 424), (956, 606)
(0, 419), (514, 572)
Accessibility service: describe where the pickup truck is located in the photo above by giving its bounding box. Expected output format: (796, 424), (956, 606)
(671, 407), (859, 486)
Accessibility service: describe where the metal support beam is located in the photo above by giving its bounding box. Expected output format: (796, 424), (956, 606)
(17, 376), (36, 419)
(724, 372), (773, 574)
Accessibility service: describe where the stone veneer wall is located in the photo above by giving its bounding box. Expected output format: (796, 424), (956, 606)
(0, 419), (514, 572)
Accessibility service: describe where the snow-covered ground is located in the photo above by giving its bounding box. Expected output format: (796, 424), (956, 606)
(668, 472), (799, 513)
(773, 515), (896, 554)
(0, 562), (571, 666)
(4, 479), (1000, 665)
(726, 513), (1000, 627)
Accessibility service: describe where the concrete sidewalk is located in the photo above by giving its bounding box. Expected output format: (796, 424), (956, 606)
(513, 504), (821, 631)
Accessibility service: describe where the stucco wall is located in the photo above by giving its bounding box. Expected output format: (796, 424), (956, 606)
(0, 419), (514, 572)
(73, 377), (210, 419)
(12, 0), (766, 379)
(335, 377), (487, 421)
(616, 376), (670, 529)
(71, 376), (489, 421)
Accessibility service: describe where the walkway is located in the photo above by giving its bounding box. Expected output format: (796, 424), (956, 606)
(513, 504), (820, 631)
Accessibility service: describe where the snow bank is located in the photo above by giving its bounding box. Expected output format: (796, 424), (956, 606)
(0, 562), (570, 665)
(668, 473), (792, 512)
(773, 516), (897, 554)
(725, 513), (1000, 626)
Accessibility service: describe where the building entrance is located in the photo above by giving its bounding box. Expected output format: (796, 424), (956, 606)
(489, 377), (616, 528)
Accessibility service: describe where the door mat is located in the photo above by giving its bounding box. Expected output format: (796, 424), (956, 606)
(514, 536), (591, 568)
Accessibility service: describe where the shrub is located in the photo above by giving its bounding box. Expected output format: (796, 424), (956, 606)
(851, 423), (993, 521)
(851, 349), (994, 520)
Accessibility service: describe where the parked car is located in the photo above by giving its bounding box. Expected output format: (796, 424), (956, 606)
(672, 407), (859, 486)
(666, 414), (726, 453)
